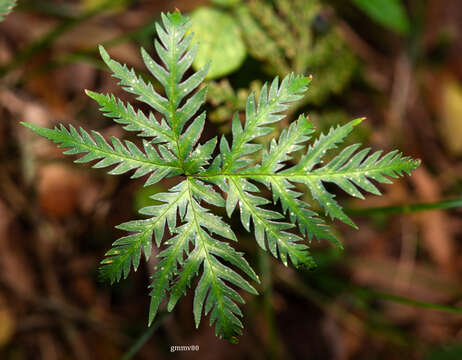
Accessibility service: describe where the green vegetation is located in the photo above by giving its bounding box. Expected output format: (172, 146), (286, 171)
(0, 0), (16, 21)
(22, 11), (420, 342)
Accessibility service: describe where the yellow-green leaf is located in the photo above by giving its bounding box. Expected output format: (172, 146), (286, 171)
(211, 0), (241, 7)
(189, 7), (246, 79)
(439, 78), (462, 155)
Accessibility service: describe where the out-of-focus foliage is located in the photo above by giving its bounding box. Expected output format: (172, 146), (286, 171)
(198, 0), (357, 127)
(82, 0), (127, 13)
(0, 0), (15, 21)
(21, 10), (420, 343)
(189, 7), (246, 79)
(425, 343), (462, 360)
(206, 79), (260, 128)
(237, 0), (356, 105)
(211, 0), (242, 6)
(351, 0), (410, 35)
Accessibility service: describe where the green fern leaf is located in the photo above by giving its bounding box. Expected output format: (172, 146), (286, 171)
(100, 181), (189, 283)
(85, 90), (175, 143)
(248, 115), (338, 245)
(152, 179), (258, 341)
(269, 177), (340, 247)
(21, 122), (181, 186)
(219, 74), (311, 173)
(227, 177), (315, 268)
(22, 10), (420, 342)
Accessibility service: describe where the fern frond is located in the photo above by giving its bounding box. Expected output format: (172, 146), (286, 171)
(288, 117), (364, 173)
(299, 149), (419, 220)
(22, 10), (420, 343)
(21, 122), (181, 186)
(96, 14), (209, 163)
(201, 115), (419, 266)
(141, 12), (210, 155)
(255, 114), (315, 173)
(268, 177), (339, 247)
(226, 177), (314, 268)
(148, 221), (194, 324)
(219, 74), (311, 173)
(98, 46), (170, 118)
(85, 91), (174, 143)
(281, 118), (420, 227)
(100, 181), (189, 283)
(148, 178), (259, 341)
(245, 115), (337, 245)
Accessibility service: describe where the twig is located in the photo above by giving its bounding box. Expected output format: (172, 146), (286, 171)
(121, 312), (168, 360)
(258, 249), (285, 360)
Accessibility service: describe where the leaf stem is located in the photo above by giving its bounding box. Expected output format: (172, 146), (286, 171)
(346, 198), (462, 215)
(121, 311), (168, 360)
(259, 249), (282, 359)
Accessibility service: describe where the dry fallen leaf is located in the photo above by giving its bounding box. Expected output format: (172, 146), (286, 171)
(439, 77), (462, 155)
(0, 298), (15, 348)
(38, 163), (89, 219)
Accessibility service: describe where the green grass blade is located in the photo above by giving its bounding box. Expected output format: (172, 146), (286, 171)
(347, 198), (462, 216)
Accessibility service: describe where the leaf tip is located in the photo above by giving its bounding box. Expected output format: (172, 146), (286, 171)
(84, 89), (96, 99)
(355, 117), (367, 125)
(98, 45), (110, 62)
(167, 9), (188, 26)
(147, 314), (154, 327)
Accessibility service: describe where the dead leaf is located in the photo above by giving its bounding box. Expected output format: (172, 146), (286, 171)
(38, 164), (86, 219)
(439, 77), (462, 155)
(0, 298), (15, 348)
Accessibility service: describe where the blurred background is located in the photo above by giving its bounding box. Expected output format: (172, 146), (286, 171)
(0, 0), (462, 359)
